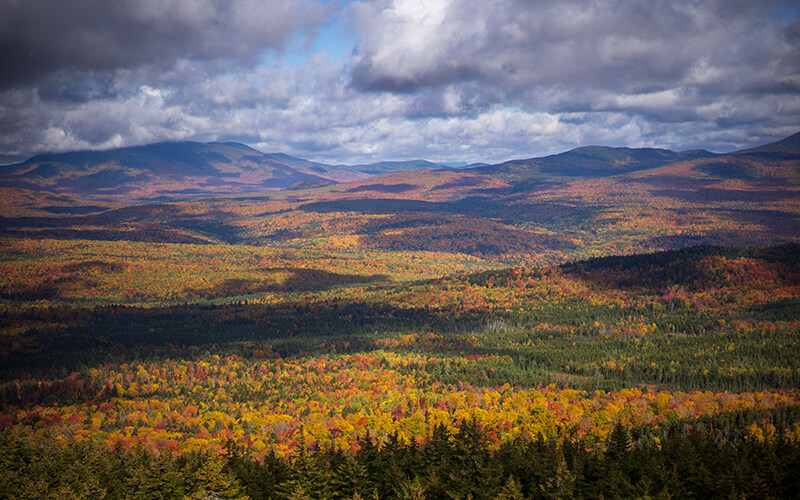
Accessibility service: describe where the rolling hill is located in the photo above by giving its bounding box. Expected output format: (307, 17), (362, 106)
(0, 143), (463, 205)
(0, 141), (339, 203)
(2, 133), (800, 499)
(1, 132), (798, 263)
(348, 159), (453, 176)
(0, 141), (726, 205)
(474, 145), (717, 180)
(735, 130), (800, 157)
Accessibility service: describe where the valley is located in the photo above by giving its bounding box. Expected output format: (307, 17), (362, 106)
(1, 133), (800, 498)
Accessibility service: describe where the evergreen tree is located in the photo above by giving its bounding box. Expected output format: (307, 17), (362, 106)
(329, 453), (369, 499)
(537, 448), (576, 499)
(278, 448), (333, 500)
(396, 477), (426, 500)
(187, 455), (248, 500)
(230, 449), (289, 500)
(285, 483), (313, 500)
(127, 451), (186, 499)
(496, 476), (525, 500)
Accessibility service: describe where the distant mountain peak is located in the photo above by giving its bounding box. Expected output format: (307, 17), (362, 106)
(3, 131), (798, 205)
(350, 159), (449, 175)
(0, 141), (337, 203)
(739, 131), (800, 155)
(476, 145), (716, 179)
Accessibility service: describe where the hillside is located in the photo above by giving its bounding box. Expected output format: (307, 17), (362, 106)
(1, 133), (800, 498)
(735, 130), (800, 157)
(475, 145), (716, 180)
(0, 143), (461, 205)
(0, 141), (337, 203)
(348, 159), (452, 175)
(0, 141), (724, 206)
(0, 132), (798, 264)
(2, 237), (800, 499)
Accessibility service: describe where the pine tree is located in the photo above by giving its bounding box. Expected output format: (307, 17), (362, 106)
(538, 449), (576, 499)
(597, 422), (635, 498)
(286, 483), (313, 500)
(127, 452), (186, 499)
(397, 477), (426, 500)
(605, 422), (632, 468)
(187, 455), (248, 500)
(228, 449), (289, 500)
(278, 448), (333, 500)
(329, 454), (369, 499)
(496, 476), (525, 500)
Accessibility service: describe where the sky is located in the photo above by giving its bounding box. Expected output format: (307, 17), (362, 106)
(0, 0), (799, 165)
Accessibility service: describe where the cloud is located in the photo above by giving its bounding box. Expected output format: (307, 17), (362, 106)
(0, 0), (798, 165)
(0, 0), (330, 91)
(350, 0), (800, 112)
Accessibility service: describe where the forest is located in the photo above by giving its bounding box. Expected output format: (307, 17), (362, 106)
(2, 237), (800, 498)
(2, 133), (800, 497)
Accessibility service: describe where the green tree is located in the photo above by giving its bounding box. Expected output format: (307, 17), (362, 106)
(187, 456), (248, 500)
(496, 476), (525, 500)
(397, 477), (426, 500)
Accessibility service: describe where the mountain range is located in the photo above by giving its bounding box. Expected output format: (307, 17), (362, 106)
(4, 133), (799, 205)
(0, 142), (467, 203)
(1, 131), (799, 263)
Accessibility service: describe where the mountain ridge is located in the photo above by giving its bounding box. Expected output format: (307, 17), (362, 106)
(472, 145), (718, 180)
(1, 132), (798, 205)
(1, 131), (798, 263)
(0, 141), (337, 203)
(735, 131), (800, 157)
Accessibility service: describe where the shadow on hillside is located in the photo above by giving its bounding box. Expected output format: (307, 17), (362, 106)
(356, 214), (577, 255)
(0, 298), (470, 377)
(299, 197), (597, 229)
(347, 183), (418, 193)
(0, 201), (249, 244)
(561, 244), (800, 293)
(182, 268), (390, 300)
(650, 188), (798, 203)
(0, 221), (211, 245)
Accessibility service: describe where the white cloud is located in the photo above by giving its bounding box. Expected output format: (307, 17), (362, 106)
(350, 0), (798, 110)
(0, 0), (797, 165)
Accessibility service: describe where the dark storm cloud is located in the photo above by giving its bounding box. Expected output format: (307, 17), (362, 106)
(0, 0), (329, 91)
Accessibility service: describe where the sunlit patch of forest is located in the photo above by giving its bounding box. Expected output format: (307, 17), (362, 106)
(2, 239), (800, 498)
